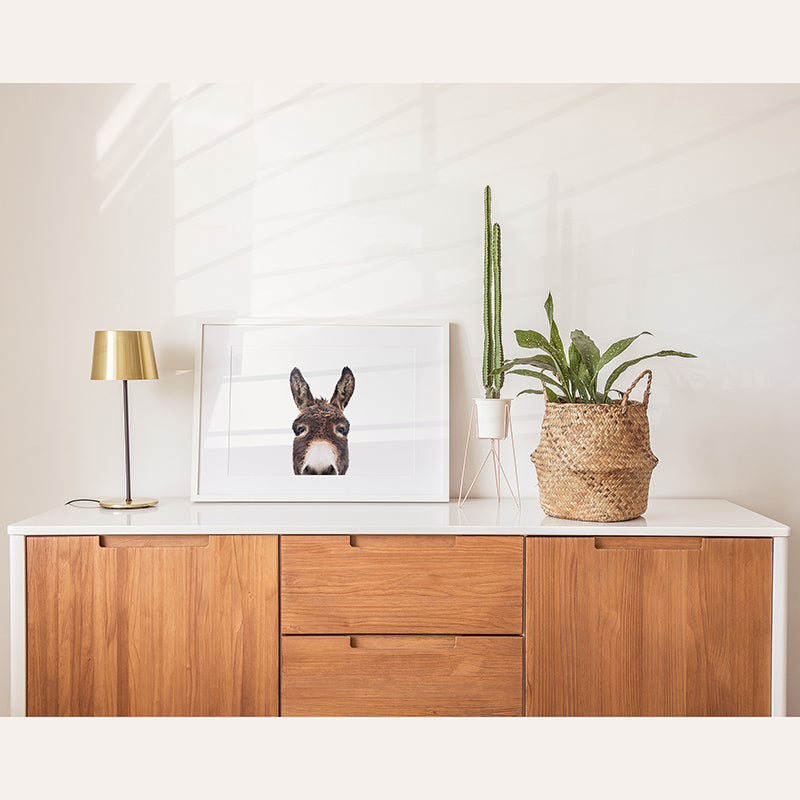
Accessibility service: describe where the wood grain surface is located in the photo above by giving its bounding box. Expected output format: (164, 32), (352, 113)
(281, 634), (523, 716)
(26, 535), (279, 716)
(280, 535), (524, 634)
(526, 536), (773, 716)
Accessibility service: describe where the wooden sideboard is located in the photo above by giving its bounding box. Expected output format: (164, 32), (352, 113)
(8, 499), (789, 717)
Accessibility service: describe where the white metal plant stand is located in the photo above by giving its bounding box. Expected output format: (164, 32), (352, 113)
(458, 401), (520, 508)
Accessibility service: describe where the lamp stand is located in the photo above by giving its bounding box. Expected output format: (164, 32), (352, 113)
(99, 380), (158, 509)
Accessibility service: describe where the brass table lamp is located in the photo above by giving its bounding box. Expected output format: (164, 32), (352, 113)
(91, 330), (159, 509)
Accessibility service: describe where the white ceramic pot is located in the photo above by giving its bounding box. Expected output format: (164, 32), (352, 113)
(473, 397), (512, 440)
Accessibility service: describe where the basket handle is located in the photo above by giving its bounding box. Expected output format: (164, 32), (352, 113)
(620, 369), (652, 412)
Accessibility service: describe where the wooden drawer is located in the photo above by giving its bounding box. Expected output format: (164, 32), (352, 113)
(280, 535), (523, 634)
(281, 635), (523, 716)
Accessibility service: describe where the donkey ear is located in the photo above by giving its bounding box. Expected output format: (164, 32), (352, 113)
(290, 367), (313, 410)
(331, 366), (355, 409)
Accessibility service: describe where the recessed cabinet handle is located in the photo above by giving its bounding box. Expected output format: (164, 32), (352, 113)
(348, 535), (456, 549)
(349, 636), (458, 650)
(594, 536), (703, 550)
(99, 535), (211, 548)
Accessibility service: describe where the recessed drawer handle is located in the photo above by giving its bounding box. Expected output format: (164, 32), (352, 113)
(594, 536), (703, 550)
(99, 535), (210, 548)
(349, 636), (457, 650)
(348, 535), (456, 549)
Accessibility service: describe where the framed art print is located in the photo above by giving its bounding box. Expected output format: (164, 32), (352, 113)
(192, 322), (449, 501)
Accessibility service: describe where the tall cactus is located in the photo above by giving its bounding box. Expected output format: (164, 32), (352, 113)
(482, 186), (504, 398)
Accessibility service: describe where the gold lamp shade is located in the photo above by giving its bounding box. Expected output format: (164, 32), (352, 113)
(91, 330), (158, 381)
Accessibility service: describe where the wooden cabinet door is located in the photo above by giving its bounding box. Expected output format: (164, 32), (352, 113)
(281, 535), (523, 634)
(281, 635), (523, 716)
(526, 536), (773, 716)
(26, 535), (279, 716)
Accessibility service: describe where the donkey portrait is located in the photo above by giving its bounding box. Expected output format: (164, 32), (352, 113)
(290, 366), (355, 475)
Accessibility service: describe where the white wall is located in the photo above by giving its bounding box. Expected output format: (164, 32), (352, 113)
(2, 83), (799, 716)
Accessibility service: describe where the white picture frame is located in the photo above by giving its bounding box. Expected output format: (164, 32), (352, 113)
(191, 321), (449, 502)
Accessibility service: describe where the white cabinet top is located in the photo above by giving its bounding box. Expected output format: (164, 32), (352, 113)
(6, 498), (789, 537)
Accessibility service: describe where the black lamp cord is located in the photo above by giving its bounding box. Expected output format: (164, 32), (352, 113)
(65, 499), (101, 507)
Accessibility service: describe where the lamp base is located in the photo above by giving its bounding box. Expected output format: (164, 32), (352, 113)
(99, 498), (159, 509)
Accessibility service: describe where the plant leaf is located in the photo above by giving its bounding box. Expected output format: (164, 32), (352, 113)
(515, 328), (557, 352)
(544, 293), (566, 366)
(598, 331), (652, 370)
(572, 362), (592, 402)
(567, 338), (598, 401)
(493, 355), (559, 374)
(506, 369), (566, 390)
(570, 329), (601, 377)
(513, 329), (572, 400)
(516, 388), (543, 396)
(568, 341), (581, 373)
(567, 341), (583, 400)
(602, 350), (698, 399)
(549, 319), (566, 370)
(544, 386), (560, 403)
(515, 326), (573, 400)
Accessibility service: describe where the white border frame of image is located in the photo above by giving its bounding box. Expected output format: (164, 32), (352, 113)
(190, 318), (450, 502)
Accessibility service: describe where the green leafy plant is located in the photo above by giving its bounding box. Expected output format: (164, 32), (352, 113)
(495, 293), (696, 403)
(482, 185), (504, 399)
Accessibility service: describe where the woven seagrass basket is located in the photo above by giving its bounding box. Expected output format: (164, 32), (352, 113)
(532, 370), (658, 522)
